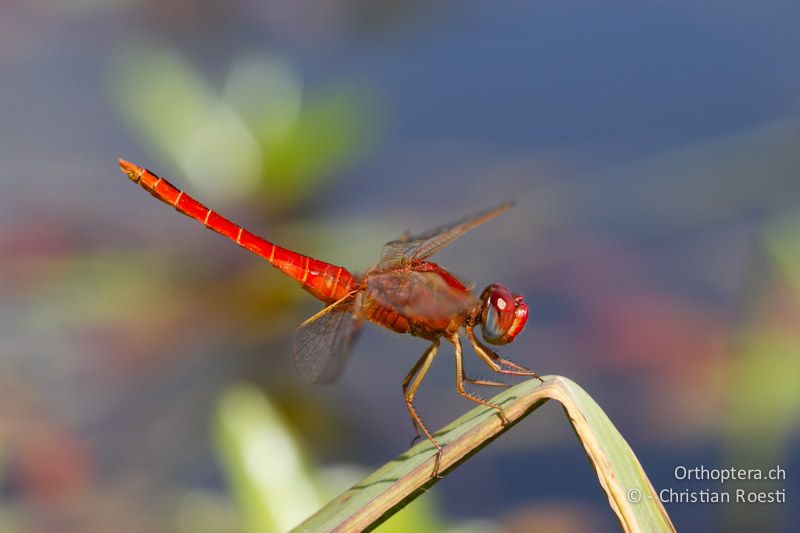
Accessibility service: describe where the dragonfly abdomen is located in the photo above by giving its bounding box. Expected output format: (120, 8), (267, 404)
(119, 159), (356, 303)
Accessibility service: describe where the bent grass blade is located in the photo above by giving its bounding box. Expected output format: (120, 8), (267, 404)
(293, 376), (675, 533)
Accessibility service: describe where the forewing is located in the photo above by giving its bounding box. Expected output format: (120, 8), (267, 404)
(293, 293), (362, 384)
(379, 202), (513, 268)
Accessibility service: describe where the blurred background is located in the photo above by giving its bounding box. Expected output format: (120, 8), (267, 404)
(1, 1), (799, 531)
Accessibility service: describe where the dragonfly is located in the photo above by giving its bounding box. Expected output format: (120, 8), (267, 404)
(119, 159), (541, 475)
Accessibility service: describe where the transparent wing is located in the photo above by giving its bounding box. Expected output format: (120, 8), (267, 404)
(292, 292), (362, 384)
(379, 202), (513, 268)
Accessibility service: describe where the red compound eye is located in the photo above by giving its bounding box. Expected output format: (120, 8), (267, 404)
(479, 284), (528, 345)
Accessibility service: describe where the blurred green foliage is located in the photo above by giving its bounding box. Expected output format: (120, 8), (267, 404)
(212, 384), (466, 533)
(721, 211), (800, 531)
(765, 211), (800, 299)
(213, 385), (325, 532)
(110, 45), (379, 212)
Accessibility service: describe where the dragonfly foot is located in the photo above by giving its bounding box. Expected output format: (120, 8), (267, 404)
(431, 449), (444, 478)
(498, 408), (510, 426)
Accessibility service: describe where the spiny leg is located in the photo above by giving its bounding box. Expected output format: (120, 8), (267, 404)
(466, 325), (544, 382)
(463, 375), (509, 388)
(449, 333), (510, 426)
(461, 366), (508, 388)
(458, 328), (508, 386)
(402, 339), (444, 476)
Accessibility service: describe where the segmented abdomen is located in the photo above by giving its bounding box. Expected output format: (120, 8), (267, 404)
(119, 159), (356, 303)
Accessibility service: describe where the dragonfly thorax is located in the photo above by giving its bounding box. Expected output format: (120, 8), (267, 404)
(477, 284), (528, 345)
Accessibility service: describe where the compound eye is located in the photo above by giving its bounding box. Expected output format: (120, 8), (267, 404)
(480, 284), (517, 344)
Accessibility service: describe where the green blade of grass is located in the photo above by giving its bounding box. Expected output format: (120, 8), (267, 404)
(293, 375), (674, 532)
(214, 386), (326, 533)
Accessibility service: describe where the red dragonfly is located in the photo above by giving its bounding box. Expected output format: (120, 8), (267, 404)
(119, 159), (541, 474)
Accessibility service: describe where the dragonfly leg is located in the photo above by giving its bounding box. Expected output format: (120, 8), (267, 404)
(449, 334), (510, 426)
(466, 325), (545, 383)
(402, 339), (444, 476)
(402, 343), (432, 444)
(462, 371), (509, 388)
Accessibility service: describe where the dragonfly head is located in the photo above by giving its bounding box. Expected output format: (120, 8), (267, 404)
(478, 284), (528, 345)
